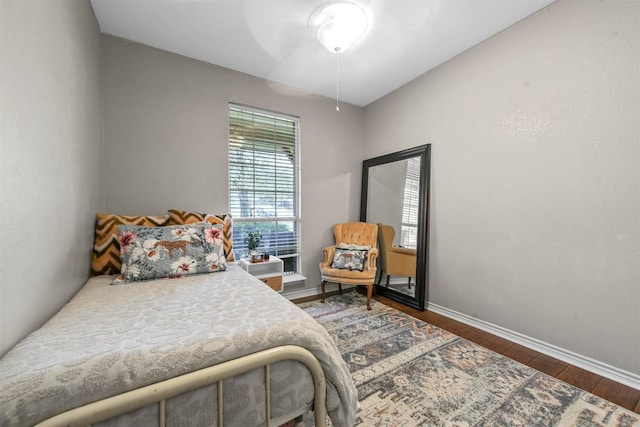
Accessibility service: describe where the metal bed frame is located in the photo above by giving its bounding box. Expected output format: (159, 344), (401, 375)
(35, 345), (327, 427)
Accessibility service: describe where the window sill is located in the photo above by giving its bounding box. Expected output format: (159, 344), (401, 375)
(283, 274), (306, 284)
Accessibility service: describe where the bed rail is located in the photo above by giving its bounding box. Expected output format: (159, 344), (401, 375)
(34, 345), (327, 427)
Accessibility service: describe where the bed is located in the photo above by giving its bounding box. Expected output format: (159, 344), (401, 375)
(0, 258), (357, 425)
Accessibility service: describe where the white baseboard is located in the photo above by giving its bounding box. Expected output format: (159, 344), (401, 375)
(428, 302), (640, 391)
(283, 287), (320, 300)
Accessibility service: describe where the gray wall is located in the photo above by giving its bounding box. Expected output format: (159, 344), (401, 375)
(1, 0), (636, 381)
(364, 0), (639, 375)
(0, 1), (104, 355)
(102, 35), (364, 289)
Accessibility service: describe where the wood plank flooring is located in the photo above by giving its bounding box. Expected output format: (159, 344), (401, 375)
(293, 290), (640, 413)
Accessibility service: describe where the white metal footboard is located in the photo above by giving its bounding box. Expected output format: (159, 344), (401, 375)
(34, 345), (327, 427)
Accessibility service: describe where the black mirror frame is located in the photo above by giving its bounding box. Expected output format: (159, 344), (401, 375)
(360, 144), (431, 311)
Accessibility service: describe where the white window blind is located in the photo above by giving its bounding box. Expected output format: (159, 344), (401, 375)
(228, 104), (300, 274)
(400, 157), (420, 249)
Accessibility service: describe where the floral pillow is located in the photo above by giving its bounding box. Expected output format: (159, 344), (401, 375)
(337, 243), (372, 251)
(113, 223), (226, 284)
(331, 248), (368, 271)
(167, 209), (235, 262)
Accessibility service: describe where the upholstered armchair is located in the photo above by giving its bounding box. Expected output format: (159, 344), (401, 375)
(377, 223), (416, 289)
(319, 222), (379, 310)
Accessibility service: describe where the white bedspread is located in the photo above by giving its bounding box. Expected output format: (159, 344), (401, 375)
(0, 264), (357, 426)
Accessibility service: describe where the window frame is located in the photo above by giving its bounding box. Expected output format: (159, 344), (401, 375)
(227, 103), (302, 275)
(400, 156), (421, 249)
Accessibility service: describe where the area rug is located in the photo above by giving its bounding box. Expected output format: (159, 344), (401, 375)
(299, 292), (639, 426)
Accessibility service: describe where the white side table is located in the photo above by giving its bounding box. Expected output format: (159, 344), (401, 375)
(238, 256), (284, 292)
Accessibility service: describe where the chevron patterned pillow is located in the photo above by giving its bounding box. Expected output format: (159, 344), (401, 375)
(167, 209), (235, 262)
(91, 213), (169, 276)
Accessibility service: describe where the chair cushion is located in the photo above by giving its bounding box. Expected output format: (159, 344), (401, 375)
(320, 266), (376, 281)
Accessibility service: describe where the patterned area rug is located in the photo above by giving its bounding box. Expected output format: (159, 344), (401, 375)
(299, 292), (639, 427)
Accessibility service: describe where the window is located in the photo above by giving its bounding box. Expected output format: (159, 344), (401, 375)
(228, 104), (300, 274)
(400, 157), (420, 249)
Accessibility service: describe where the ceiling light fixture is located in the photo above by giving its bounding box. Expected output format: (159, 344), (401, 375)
(312, 2), (368, 111)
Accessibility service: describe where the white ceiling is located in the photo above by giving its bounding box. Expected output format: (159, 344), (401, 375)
(90, 0), (555, 107)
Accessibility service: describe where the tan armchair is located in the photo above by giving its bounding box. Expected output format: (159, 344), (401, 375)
(377, 223), (416, 289)
(319, 222), (379, 310)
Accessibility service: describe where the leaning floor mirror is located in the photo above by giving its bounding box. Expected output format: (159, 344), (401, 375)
(360, 144), (431, 310)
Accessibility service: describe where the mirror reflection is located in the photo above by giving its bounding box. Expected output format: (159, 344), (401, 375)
(366, 157), (420, 298)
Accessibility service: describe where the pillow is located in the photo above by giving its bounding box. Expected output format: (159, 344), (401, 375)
(167, 209), (234, 262)
(91, 213), (169, 276)
(113, 223), (226, 284)
(331, 247), (368, 271)
(337, 243), (372, 251)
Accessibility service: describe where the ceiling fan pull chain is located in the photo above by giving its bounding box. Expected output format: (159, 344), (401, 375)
(335, 47), (341, 112)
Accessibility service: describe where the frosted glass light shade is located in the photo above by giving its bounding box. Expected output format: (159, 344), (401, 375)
(316, 3), (368, 53)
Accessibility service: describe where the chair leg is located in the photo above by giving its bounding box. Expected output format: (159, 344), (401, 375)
(338, 283), (342, 294)
(321, 280), (327, 303)
(366, 284), (372, 310)
(408, 277), (412, 289)
(386, 274), (390, 288)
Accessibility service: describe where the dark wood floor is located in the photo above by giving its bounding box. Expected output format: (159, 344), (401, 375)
(293, 289), (640, 414)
